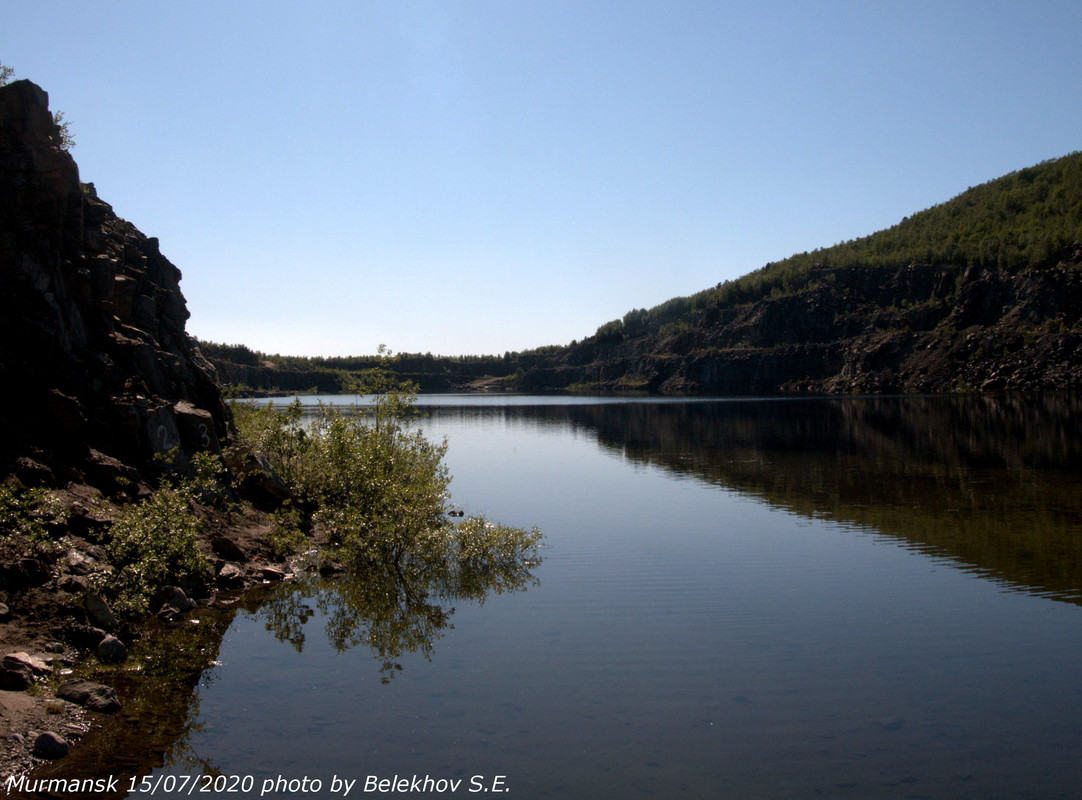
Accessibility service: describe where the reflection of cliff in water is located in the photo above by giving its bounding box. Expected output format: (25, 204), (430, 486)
(430, 394), (1082, 605)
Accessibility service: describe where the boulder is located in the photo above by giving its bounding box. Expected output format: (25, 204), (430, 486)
(174, 400), (221, 454)
(56, 679), (121, 713)
(85, 592), (119, 631)
(3, 652), (52, 677)
(96, 635), (127, 663)
(212, 533), (248, 562)
(0, 668), (32, 691)
(32, 731), (70, 759)
(63, 623), (107, 650)
(151, 586), (196, 615)
(216, 563), (245, 588)
(261, 566), (288, 582)
(58, 575), (89, 594)
(222, 445), (292, 508)
(82, 449), (141, 496)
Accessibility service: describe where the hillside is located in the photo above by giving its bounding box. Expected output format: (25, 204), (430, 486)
(208, 151), (1082, 396)
(539, 151), (1082, 394)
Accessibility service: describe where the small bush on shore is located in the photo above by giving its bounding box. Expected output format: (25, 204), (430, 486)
(0, 483), (66, 559)
(98, 456), (229, 614)
(231, 352), (541, 572)
(103, 485), (210, 614)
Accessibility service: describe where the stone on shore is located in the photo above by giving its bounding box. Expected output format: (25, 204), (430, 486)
(96, 635), (128, 663)
(85, 592), (119, 631)
(56, 680), (122, 713)
(32, 731), (69, 759)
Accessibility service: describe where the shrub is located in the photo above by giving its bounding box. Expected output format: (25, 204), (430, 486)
(265, 503), (308, 560)
(103, 486), (210, 614)
(232, 353), (542, 572)
(98, 457), (228, 615)
(0, 483), (66, 561)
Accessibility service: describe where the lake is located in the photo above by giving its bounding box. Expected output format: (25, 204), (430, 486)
(36, 394), (1082, 798)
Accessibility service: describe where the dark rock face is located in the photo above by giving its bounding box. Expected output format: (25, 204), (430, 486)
(0, 79), (230, 488)
(540, 253), (1082, 395)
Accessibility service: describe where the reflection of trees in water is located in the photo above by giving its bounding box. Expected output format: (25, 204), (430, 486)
(30, 524), (541, 793)
(252, 520), (542, 682)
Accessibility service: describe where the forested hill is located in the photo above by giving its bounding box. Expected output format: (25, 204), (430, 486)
(532, 150), (1082, 394)
(209, 151), (1082, 395)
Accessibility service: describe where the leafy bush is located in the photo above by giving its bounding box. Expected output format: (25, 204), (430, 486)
(304, 409), (450, 565)
(0, 483), (66, 557)
(97, 455), (228, 615)
(265, 503), (308, 560)
(103, 486), (210, 614)
(233, 397), (450, 566)
(232, 352), (542, 571)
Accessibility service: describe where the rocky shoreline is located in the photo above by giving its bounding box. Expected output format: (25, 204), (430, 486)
(0, 486), (300, 782)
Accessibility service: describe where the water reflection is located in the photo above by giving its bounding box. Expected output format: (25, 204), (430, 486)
(27, 394), (1082, 799)
(245, 534), (542, 682)
(424, 393), (1082, 604)
(28, 610), (237, 797)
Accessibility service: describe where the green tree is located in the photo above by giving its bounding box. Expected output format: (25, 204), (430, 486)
(346, 344), (420, 432)
(52, 109), (75, 150)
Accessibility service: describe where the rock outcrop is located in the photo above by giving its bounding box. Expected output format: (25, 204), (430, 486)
(509, 250), (1082, 395)
(0, 79), (229, 491)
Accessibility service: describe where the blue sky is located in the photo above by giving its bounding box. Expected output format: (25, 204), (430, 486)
(5, 1), (1081, 356)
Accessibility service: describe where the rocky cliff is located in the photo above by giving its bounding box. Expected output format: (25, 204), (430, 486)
(0, 79), (230, 492)
(511, 248), (1082, 396)
(525, 152), (1082, 396)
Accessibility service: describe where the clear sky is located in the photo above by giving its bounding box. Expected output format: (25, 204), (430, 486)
(4, 1), (1081, 357)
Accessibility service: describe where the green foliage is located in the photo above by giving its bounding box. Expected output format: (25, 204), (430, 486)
(595, 318), (626, 344)
(343, 344), (421, 431)
(275, 404), (450, 566)
(0, 483), (66, 557)
(232, 364), (542, 573)
(266, 503), (308, 560)
(229, 399), (310, 490)
(198, 340), (263, 367)
(0, 61), (13, 85)
(96, 454), (232, 614)
(103, 485), (210, 615)
(52, 109), (74, 150)
(175, 450), (232, 507)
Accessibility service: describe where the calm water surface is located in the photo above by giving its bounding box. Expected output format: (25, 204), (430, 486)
(54, 395), (1082, 798)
